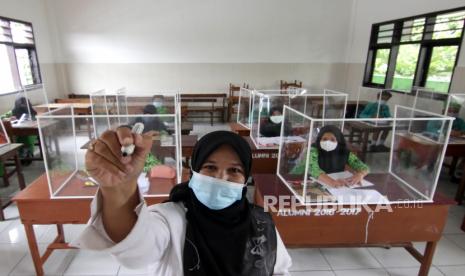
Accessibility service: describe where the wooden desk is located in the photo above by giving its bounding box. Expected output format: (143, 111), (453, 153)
(245, 136), (279, 174)
(4, 120), (59, 162)
(12, 174), (170, 276)
(346, 121), (392, 161)
(229, 122), (250, 136)
(0, 143), (26, 220)
(34, 103), (92, 115)
(167, 122), (193, 135)
(446, 137), (465, 204)
(253, 174), (453, 276)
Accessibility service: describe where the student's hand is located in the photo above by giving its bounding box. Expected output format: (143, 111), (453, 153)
(346, 173), (364, 186)
(328, 178), (350, 188)
(85, 128), (154, 206)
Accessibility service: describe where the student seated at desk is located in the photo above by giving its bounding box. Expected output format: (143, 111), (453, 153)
(152, 95), (168, 114)
(359, 91), (392, 152)
(134, 104), (168, 134)
(260, 107), (290, 137)
(426, 103), (465, 180)
(426, 103), (465, 138)
(10, 97), (37, 165)
(291, 125), (369, 187)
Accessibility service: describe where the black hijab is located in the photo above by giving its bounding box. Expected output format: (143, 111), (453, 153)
(169, 131), (260, 276)
(315, 125), (350, 174)
(12, 97), (36, 119)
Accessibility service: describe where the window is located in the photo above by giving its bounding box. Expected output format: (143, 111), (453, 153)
(0, 16), (41, 94)
(363, 7), (465, 94)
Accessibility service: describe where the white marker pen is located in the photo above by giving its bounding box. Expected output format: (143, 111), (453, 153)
(121, 122), (144, 157)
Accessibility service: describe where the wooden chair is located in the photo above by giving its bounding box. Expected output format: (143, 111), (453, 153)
(228, 83), (249, 122)
(280, 80), (302, 94)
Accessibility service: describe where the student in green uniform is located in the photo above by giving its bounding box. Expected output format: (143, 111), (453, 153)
(426, 102), (465, 138)
(11, 97), (37, 165)
(359, 91), (392, 151)
(426, 102), (465, 180)
(152, 95), (168, 114)
(291, 125), (369, 187)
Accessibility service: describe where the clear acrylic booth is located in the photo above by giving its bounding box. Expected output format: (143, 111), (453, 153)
(276, 105), (453, 205)
(37, 102), (183, 199)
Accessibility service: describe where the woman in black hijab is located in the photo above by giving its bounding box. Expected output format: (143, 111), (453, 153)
(260, 107), (291, 137)
(291, 125), (369, 187)
(79, 129), (292, 276)
(12, 96), (37, 119)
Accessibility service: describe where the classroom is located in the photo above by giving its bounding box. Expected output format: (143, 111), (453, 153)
(1, 0), (465, 275)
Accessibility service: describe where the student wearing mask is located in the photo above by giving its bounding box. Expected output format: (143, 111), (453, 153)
(74, 130), (292, 276)
(134, 104), (168, 133)
(426, 103), (465, 138)
(152, 95), (168, 114)
(11, 97), (37, 164)
(291, 125), (369, 187)
(359, 91), (392, 152)
(260, 107), (291, 137)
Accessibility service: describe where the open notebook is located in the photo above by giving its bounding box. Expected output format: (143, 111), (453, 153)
(303, 171), (388, 204)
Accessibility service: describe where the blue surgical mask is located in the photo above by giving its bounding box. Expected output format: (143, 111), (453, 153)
(153, 101), (162, 108)
(188, 171), (245, 210)
(380, 100), (387, 105)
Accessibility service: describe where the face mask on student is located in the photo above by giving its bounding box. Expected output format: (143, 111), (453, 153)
(380, 100), (387, 105)
(153, 101), (163, 108)
(270, 115), (283, 124)
(448, 112), (459, 118)
(320, 140), (338, 152)
(188, 171), (244, 210)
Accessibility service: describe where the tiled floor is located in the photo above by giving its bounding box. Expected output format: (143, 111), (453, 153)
(0, 123), (464, 275)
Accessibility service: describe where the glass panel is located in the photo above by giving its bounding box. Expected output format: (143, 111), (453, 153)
(377, 23), (394, 44)
(392, 44), (421, 92)
(10, 21), (34, 44)
(237, 88), (253, 128)
(401, 18), (425, 42)
(412, 89), (446, 115)
(445, 94), (465, 139)
(432, 11), (465, 40)
(371, 49), (390, 85)
(90, 90), (109, 139)
(278, 105), (452, 205)
(38, 107), (183, 199)
(0, 44), (16, 92)
(357, 88), (393, 127)
(15, 48), (34, 86)
(425, 46), (459, 94)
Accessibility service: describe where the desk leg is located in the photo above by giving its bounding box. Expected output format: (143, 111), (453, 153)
(418, 241), (437, 276)
(24, 224), (44, 276)
(14, 153), (26, 190)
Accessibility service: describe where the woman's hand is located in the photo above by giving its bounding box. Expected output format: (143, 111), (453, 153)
(346, 172), (365, 186)
(85, 127), (154, 207)
(328, 178), (350, 188)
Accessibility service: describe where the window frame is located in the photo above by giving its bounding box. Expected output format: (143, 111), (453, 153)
(363, 6), (465, 95)
(0, 15), (42, 95)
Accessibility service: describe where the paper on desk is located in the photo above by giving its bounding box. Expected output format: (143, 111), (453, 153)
(327, 171), (374, 188)
(257, 136), (305, 146)
(327, 187), (389, 204)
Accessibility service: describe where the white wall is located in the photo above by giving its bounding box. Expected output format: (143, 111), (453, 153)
(46, 0), (353, 63)
(0, 0), (63, 113)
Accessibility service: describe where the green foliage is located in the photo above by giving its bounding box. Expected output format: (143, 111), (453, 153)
(144, 152), (162, 173)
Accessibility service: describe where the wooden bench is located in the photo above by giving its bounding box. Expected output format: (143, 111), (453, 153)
(180, 93), (227, 125)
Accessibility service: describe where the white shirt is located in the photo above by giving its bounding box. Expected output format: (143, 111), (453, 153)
(72, 192), (292, 276)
